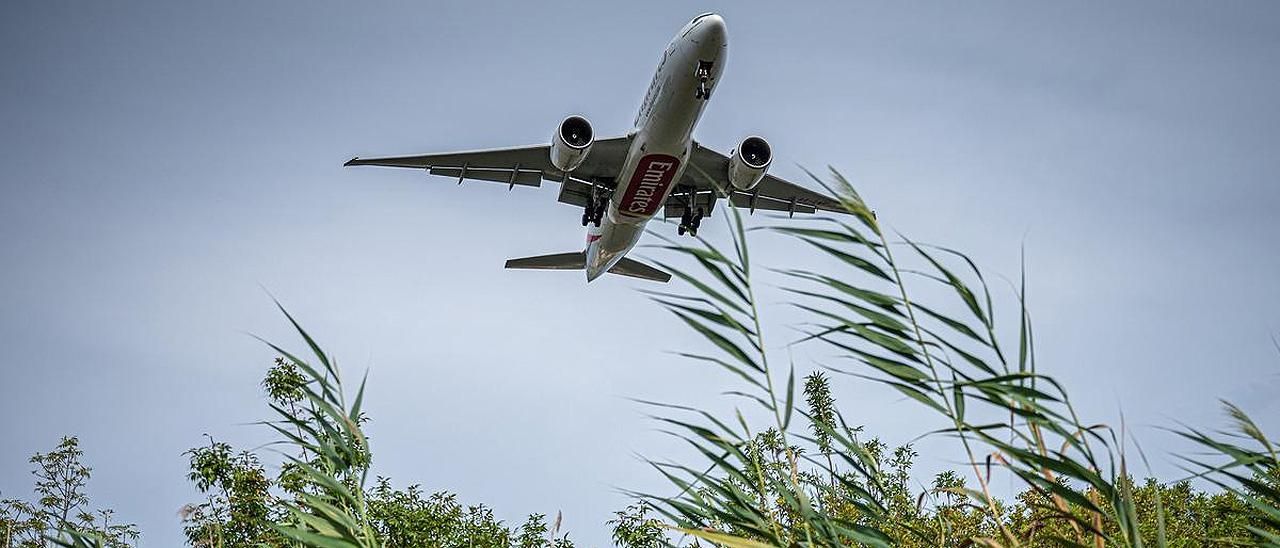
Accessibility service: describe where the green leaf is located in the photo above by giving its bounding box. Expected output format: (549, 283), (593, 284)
(799, 239), (893, 281)
(678, 528), (778, 548)
(670, 310), (762, 373)
(902, 237), (989, 328)
(654, 259), (749, 315)
(783, 362), (796, 430)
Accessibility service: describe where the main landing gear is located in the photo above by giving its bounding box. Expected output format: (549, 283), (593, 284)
(581, 201), (605, 227)
(581, 187), (606, 227)
(677, 186), (703, 236)
(678, 208), (703, 237)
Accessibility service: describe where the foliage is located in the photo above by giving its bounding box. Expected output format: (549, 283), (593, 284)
(633, 170), (1280, 547)
(181, 438), (284, 547)
(0, 437), (138, 548)
(1177, 402), (1280, 547)
(364, 478), (571, 548)
(609, 503), (666, 548)
(169, 312), (575, 548)
(0, 495), (43, 548)
(7, 170), (1280, 548)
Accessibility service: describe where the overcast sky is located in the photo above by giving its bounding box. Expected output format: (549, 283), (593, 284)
(2, 1), (1278, 546)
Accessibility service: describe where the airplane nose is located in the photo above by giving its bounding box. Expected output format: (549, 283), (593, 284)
(698, 14), (726, 43)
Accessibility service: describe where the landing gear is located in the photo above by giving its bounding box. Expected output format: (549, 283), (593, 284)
(581, 185), (607, 227)
(581, 202), (604, 227)
(677, 186), (703, 236)
(694, 60), (714, 100)
(678, 207), (704, 237)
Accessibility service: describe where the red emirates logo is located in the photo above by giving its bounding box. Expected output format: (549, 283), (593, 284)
(618, 154), (680, 218)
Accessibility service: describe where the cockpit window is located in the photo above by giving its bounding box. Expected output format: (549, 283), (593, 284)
(681, 13), (718, 37)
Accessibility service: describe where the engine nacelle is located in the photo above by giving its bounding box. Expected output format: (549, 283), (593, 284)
(550, 115), (594, 172)
(727, 136), (772, 190)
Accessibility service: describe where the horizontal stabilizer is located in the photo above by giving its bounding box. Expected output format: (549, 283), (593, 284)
(504, 252), (670, 283)
(504, 252), (586, 270)
(608, 258), (672, 283)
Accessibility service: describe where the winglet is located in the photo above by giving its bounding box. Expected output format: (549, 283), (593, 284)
(344, 157), (360, 167)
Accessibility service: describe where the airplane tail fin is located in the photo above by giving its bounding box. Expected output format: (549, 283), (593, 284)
(504, 252), (670, 283)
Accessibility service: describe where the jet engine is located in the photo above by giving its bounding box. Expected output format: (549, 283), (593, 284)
(727, 136), (772, 190)
(550, 115), (594, 172)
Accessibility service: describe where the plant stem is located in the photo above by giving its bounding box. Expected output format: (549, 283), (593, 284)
(876, 228), (1019, 547)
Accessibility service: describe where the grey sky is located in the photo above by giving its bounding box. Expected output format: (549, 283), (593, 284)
(2, 1), (1278, 546)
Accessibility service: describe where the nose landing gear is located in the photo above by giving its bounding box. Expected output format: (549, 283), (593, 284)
(694, 60), (714, 100)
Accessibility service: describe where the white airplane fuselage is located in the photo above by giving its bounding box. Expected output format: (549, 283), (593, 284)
(584, 14), (727, 281)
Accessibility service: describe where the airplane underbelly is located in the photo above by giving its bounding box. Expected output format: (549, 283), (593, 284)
(586, 219), (645, 276)
(610, 62), (708, 224)
(585, 21), (722, 277)
(615, 153), (683, 220)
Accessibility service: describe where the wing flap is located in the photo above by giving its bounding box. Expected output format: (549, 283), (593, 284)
(429, 166), (542, 187)
(556, 178), (594, 208)
(730, 192), (817, 215)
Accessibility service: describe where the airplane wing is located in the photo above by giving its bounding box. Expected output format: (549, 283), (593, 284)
(669, 142), (848, 218)
(344, 136), (633, 195)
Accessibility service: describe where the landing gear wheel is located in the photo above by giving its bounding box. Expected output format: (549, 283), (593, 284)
(584, 196), (604, 227)
(681, 208), (703, 237)
(679, 209), (700, 237)
(591, 203), (605, 227)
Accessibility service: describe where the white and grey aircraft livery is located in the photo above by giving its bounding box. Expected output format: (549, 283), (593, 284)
(346, 13), (847, 283)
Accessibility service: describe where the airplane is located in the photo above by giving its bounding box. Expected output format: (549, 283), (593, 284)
(345, 13), (847, 283)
